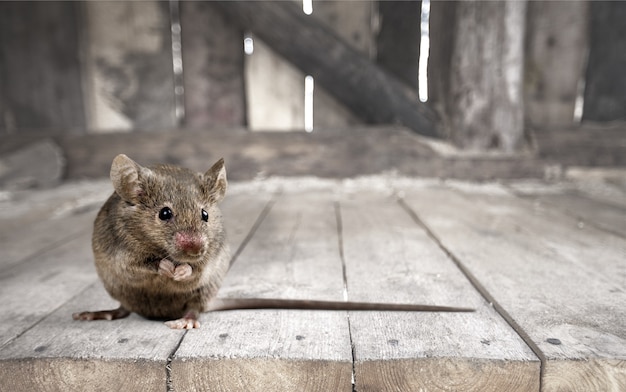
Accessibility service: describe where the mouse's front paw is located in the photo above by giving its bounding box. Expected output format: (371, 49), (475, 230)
(158, 258), (176, 278)
(173, 263), (193, 281)
(159, 258), (193, 281)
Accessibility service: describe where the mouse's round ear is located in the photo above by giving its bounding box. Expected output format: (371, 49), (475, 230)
(110, 154), (153, 203)
(203, 158), (227, 203)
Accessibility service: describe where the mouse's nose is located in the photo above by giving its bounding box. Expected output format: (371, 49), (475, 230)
(175, 232), (205, 256)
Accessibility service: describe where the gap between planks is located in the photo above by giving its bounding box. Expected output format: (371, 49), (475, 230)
(397, 195), (548, 390)
(334, 201), (358, 391)
(167, 193), (279, 392)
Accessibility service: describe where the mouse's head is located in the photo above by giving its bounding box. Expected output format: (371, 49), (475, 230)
(109, 154), (227, 265)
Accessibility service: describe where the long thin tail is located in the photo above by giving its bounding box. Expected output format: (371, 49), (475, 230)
(207, 298), (474, 312)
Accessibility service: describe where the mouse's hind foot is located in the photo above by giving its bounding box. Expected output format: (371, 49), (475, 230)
(72, 306), (131, 321)
(164, 310), (200, 329)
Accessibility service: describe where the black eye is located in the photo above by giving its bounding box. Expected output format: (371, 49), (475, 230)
(159, 207), (173, 221)
(201, 209), (209, 222)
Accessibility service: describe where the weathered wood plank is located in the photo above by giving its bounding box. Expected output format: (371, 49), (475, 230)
(401, 183), (626, 392)
(433, 1), (528, 151)
(506, 171), (626, 212)
(1, 126), (551, 183)
(514, 190), (626, 238)
(339, 192), (540, 392)
(180, 2), (245, 128)
(311, 0), (371, 128)
(583, 2), (626, 122)
(524, 2), (588, 127)
(564, 168), (626, 209)
(172, 192), (353, 391)
(81, 0), (176, 131)
(0, 209), (95, 271)
(220, 186), (275, 264)
(244, 36), (306, 131)
(0, 283), (182, 392)
(376, 0), (421, 90)
(427, 0), (455, 115)
(0, 231), (96, 348)
(0, 1), (86, 133)
(0, 181), (109, 270)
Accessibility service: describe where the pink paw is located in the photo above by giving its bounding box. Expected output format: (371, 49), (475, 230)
(159, 258), (193, 281)
(165, 316), (201, 329)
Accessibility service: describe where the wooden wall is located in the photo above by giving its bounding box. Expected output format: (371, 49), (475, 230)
(81, 1), (176, 132)
(0, 0), (624, 152)
(0, 2), (86, 134)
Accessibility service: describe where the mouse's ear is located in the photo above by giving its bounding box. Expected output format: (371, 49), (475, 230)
(204, 158), (227, 203)
(110, 154), (152, 203)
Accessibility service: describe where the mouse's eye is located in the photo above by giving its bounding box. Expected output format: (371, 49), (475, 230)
(201, 209), (209, 222)
(159, 207), (173, 221)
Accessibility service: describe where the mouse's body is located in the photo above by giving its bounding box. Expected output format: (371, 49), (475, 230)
(74, 154), (229, 329)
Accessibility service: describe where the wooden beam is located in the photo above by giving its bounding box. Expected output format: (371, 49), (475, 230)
(582, 2), (626, 122)
(376, 0), (421, 91)
(213, 1), (439, 138)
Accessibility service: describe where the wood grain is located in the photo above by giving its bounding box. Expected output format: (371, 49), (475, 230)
(0, 284), (183, 392)
(0, 2), (86, 133)
(1, 177), (624, 391)
(0, 181), (109, 270)
(172, 192), (353, 391)
(401, 183), (626, 391)
(515, 190), (626, 238)
(524, 2), (588, 127)
(180, 2), (245, 128)
(81, 0), (176, 131)
(583, 2), (626, 121)
(339, 192), (539, 391)
(0, 231), (96, 348)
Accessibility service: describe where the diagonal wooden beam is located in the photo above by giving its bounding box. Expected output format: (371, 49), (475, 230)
(213, 1), (440, 138)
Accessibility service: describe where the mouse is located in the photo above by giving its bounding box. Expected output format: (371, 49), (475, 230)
(73, 155), (473, 330)
(73, 154), (230, 329)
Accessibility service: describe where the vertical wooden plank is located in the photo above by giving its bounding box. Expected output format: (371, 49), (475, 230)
(180, 2), (246, 129)
(524, 1), (589, 127)
(311, 0), (371, 129)
(440, 1), (528, 151)
(582, 2), (626, 122)
(246, 1), (371, 131)
(245, 36), (306, 131)
(0, 1), (86, 134)
(340, 192), (540, 392)
(376, 0), (421, 90)
(427, 0), (456, 120)
(172, 192), (353, 391)
(81, 1), (176, 132)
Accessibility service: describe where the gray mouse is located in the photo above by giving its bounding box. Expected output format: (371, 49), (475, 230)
(73, 154), (229, 329)
(73, 154), (473, 330)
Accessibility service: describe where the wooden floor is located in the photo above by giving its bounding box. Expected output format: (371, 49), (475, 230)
(0, 174), (624, 392)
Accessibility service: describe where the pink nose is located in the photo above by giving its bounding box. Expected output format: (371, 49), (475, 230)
(175, 232), (204, 255)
